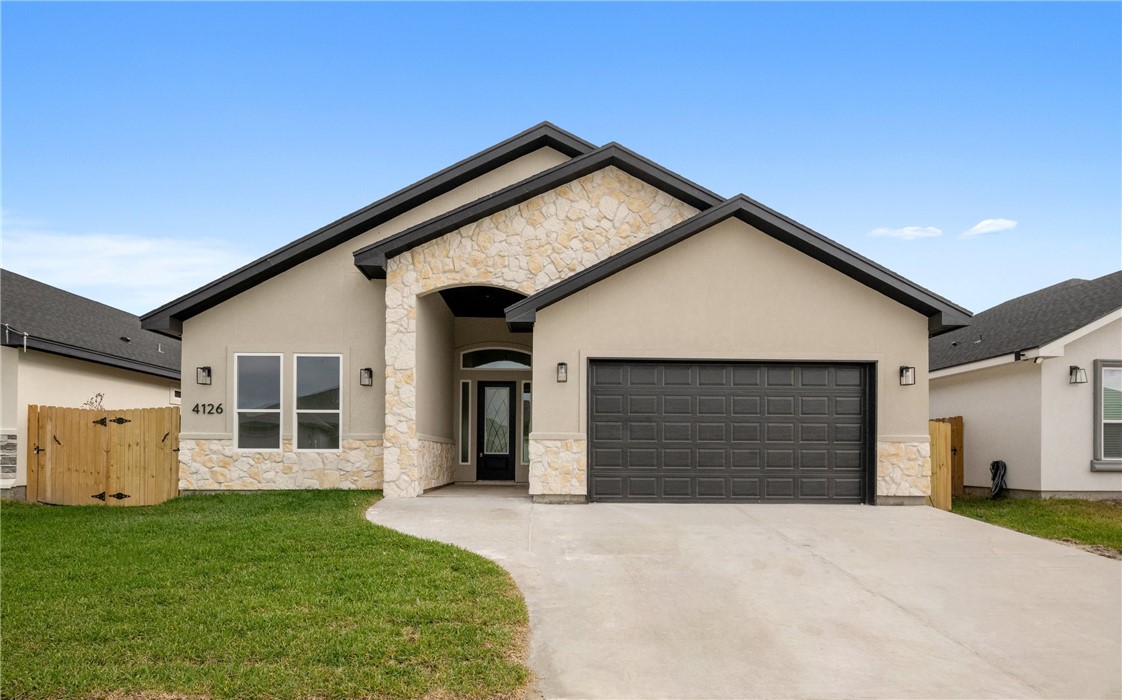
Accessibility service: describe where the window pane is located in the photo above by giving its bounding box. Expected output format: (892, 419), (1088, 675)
(297, 412), (341, 450)
(297, 356), (340, 410)
(1103, 368), (1122, 421)
(522, 383), (531, 465)
(1104, 423), (1122, 460)
(237, 356), (281, 410)
(460, 383), (470, 463)
(483, 386), (510, 454)
(462, 349), (531, 370)
(238, 412), (280, 449)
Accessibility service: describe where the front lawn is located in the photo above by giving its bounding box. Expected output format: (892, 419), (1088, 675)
(0, 491), (530, 699)
(953, 496), (1122, 554)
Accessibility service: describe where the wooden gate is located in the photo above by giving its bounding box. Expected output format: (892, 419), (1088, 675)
(929, 416), (965, 510)
(26, 406), (180, 506)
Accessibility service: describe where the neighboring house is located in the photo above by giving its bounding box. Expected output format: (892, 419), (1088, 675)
(141, 123), (970, 504)
(0, 270), (182, 498)
(930, 271), (1122, 498)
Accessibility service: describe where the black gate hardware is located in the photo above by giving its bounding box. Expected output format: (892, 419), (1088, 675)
(161, 432), (169, 443)
(109, 417), (131, 425)
(33, 445), (42, 454)
(951, 446), (959, 457)
(93, 417), (107, 426)
(52, 435), (62, 445)
(108, 492), (130, 500)
(92, 492), (106, 501)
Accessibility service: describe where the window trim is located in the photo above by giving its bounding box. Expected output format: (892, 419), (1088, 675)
(293, 353), (343, 453)
(521, 380), (531, 466)
(460, 346), (532, 371)
(234, 353), (283, 451)
(1092, 359), (1122, 471)
(459, 380), (471, 465)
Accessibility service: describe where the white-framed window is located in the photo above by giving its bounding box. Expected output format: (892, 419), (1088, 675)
(1093, 360), (1122, 470)
(294, 354), (342, 452)
(521, 380), (531, 465)
(461, 348), (531, 370)
(459, 380), (471, 464)
(236, 353), (282, 450)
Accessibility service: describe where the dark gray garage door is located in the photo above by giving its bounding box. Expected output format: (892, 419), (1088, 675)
(588, 361), (872, 503)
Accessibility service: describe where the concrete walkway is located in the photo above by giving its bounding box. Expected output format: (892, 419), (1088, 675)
(367, 487), (1122, 699)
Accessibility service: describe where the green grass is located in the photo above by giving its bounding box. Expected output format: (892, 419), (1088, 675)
(0, 491), (530, 699)
(953, 496), (1122, 551)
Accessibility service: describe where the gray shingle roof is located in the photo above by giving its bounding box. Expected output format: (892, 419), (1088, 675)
(1, 269), (181, 379)
(930, 270), (1122, 371)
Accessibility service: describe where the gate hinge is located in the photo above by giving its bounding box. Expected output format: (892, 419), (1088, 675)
(109, 417), (131, 425)
(92, 491), (106, 501)
(92, 416), (132, 426)
(108, 492), (130, 500)
(92, 417), (107, 426)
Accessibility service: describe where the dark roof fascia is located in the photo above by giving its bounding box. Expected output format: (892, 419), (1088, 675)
(2, 336), (181, 381)
(139, 122), (597, 337)
(352, 143), (725, 279)
(504, 195), (972, 337)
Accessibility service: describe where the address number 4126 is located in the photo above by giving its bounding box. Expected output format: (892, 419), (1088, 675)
(192, 403), (224, 415)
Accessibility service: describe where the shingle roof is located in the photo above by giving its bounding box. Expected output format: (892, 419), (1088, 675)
(929, 270), (1122, 371)
(1, 269), (181, 379)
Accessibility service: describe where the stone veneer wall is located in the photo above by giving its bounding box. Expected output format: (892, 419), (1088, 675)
(417, 439), (456, 492)
(0, 434), (15, 480)
(528, 437), (587, 496)
(179, 439), (383, 490)
(876, 440), (931, 499)
(383, 166), (698, 498)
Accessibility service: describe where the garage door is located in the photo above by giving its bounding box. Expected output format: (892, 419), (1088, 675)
(588, 361), (872, 503)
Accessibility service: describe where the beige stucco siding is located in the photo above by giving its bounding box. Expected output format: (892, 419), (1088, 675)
(180, 147), (569, 441)
(532, 217), (931, 442)
(930, 362), (1043, 491)
(2, 349), (177, 488)
(415, 293), (455, 441)
(1040, 318), (1122, 492)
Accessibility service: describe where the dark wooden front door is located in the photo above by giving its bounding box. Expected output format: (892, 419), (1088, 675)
(477, 381), (516, 480)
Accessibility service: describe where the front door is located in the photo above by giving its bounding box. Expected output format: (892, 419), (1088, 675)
(477, 381), (516, 480)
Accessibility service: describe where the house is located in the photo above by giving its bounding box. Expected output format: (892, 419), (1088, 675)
(1, 270), (182, 499)
(140, 123), (970, 504)
(930, 271), (1122, 498)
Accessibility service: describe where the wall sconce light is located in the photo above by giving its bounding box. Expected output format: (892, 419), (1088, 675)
(899, 366), (916, 386)
(556, 362), (568, 383)
(359, 368), (374, 387)
(1069, 366), (1088, 384)
(196, 366), (212, 385)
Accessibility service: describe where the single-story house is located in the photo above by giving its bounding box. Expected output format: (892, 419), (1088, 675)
(141, 123), (970, 504)
(1, 269), (182, 499)
(930, 270), (1122, 498)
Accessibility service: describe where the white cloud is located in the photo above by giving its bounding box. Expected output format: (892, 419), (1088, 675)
(962, 218), (1017, 239)
(870, 225), (944, 240)
(1, 214), (257, 315)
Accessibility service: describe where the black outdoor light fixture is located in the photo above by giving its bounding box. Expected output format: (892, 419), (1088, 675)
(196, 366), (212, 385)
(556, 362), (568, 383)
(899, 366), (916, 386)
(359, 367), (374, 387)
(1069, 366), (1088, 384)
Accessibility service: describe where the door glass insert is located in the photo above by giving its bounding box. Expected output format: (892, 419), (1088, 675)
(484, 386), (511, 454)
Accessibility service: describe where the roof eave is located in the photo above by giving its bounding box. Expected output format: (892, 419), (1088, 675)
(2, 336), (181, 380)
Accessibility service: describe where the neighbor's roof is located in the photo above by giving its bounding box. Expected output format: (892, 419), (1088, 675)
(1, 269), (181, 380)
(930, 270), (1122, 371)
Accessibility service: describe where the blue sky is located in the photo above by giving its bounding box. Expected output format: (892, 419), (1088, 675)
(3, 2), (1119, 315)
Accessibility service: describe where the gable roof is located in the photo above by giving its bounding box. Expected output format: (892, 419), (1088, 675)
(351, 143), (724, 278)
(930, 270), (1122, 371)
(139, 122), (596, 337)
(1, 270), (181, 380)
(504, 195), (972, 337)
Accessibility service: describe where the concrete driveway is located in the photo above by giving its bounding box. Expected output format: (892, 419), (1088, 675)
(367, 487), (1122, 700)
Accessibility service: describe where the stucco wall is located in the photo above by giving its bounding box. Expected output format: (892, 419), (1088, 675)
(1040, 318), (1122, 493)
(930, 361), (1043, 491)
(532, 217), (933, 498)
(2, 349), (177, 488)
(415, 292), (454, 441)
(175, 147), (570, 490)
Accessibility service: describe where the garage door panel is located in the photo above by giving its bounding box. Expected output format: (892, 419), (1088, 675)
(589, 361), (870, 503)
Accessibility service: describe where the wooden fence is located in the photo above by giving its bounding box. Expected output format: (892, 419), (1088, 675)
(928, 416), (964, 510)
(27, 405), (180, 507)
